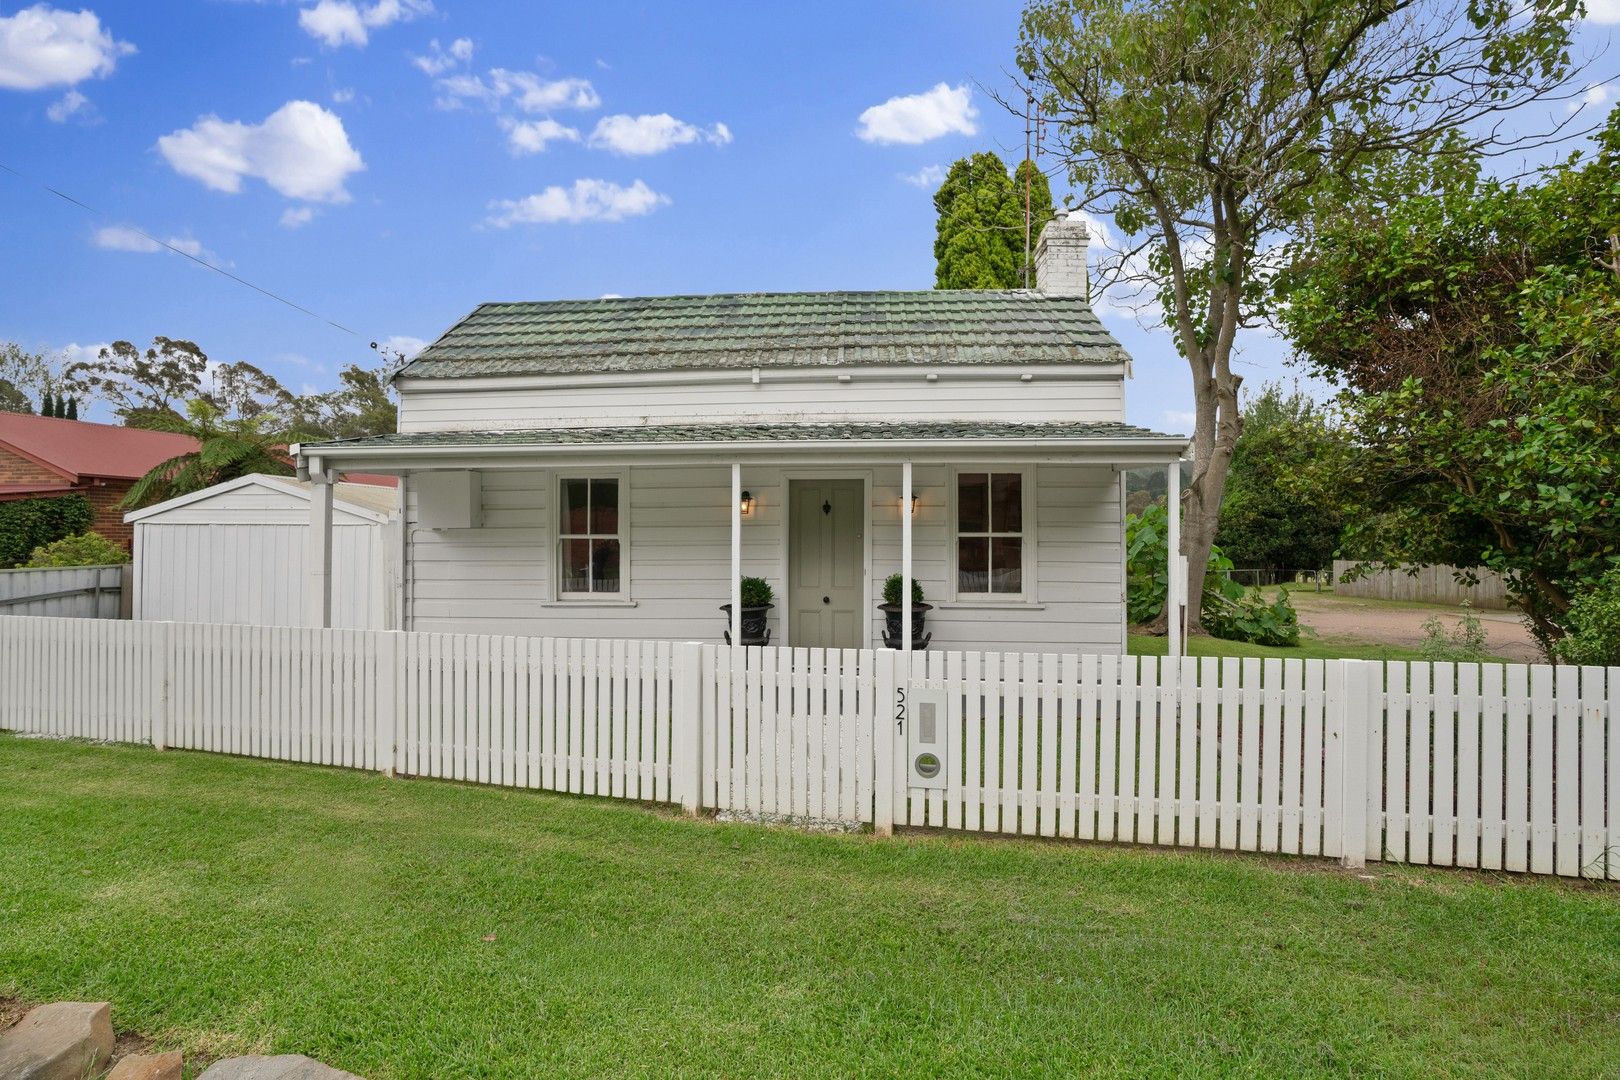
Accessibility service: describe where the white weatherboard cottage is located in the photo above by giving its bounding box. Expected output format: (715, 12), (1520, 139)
(294, 215), (1190, 653)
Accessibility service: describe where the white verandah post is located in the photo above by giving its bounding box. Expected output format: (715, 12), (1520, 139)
(730, 462), (742, 646)
(306, 455), (335, 629)
(1167, 458), (1181, 659)
(901, 460), (913, 657)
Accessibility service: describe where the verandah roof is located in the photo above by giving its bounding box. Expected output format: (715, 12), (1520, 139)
(297, 420), (1190, 469)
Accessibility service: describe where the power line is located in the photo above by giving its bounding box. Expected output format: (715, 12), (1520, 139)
(0, 160), (362, 338)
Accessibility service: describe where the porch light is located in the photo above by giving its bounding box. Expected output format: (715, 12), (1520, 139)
(901, 494), (919, 516)
(739, 490), (755, 517)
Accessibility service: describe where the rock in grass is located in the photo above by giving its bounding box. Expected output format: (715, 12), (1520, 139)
(107, 1050), (184, 1080)
(0, 1001), (114, 1080)
(198, 1054), (364, 1079)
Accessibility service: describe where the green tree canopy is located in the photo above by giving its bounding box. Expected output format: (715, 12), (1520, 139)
(289, 363), (398, 440)
(1015, 0), (1581, 630)
(120, 399), (303, 510)
(1282, 106), (1620, 652)
(0, 343), (52, 414)
(1215, 384), (1346, 577)
(933, 152), (1054, 289)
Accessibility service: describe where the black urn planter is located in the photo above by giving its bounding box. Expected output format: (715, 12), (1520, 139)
(720, 602), (773, 646)
(879, 601), (933, 650)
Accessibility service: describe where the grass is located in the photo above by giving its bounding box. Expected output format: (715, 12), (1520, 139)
(3, 735), (1617, 1078)
(1128, 632), (1437, 662)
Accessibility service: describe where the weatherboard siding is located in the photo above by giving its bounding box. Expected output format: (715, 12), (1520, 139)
(403, 464), (1124, 654)
(394, 371), (1127, 433)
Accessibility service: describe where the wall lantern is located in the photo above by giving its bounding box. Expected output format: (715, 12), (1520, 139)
(739, 490), (755, 517)
(900, 494), (919, 516)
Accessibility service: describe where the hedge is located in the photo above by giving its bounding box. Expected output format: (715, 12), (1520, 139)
(0, 494), (94, 568)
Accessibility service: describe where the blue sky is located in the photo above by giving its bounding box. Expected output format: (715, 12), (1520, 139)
(1, 1), (1615, 429)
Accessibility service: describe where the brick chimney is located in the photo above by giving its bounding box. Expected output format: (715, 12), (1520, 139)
(1034, 209), (1089, 298)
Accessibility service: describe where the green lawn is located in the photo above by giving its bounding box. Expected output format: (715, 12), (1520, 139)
(1128, 632), (1437, 662)
(3, 735), (1616, 1078)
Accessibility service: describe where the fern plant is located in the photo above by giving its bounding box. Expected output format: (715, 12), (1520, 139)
(120, 399), (306, 510)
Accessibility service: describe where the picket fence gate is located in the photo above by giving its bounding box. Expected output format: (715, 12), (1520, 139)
(1, 616), (1615, 880)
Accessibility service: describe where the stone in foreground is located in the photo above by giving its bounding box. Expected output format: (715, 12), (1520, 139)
(199, 1054), (363, 1079)
(107, 1049), (185, 1080)
(0, 1001), (115, 1080)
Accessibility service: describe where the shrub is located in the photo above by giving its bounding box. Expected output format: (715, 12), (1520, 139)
(1553, 569), (1620, 665)
(0, 493), (93, 567)
(1204, 588), (1302, 647)
(882, 572), (925, 606)
(1129, 504), (1301, 645)
(1416, 603), (1491, 662)
(739, 575), (774, 608)
(23, 531), (130, 568)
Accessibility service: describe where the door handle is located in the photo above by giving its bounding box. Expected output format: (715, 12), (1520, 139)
(823, 596), (830, 604)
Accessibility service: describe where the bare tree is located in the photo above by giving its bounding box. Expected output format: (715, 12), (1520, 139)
(1013, 0), (1586, 630)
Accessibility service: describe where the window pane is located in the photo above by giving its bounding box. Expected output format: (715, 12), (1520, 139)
(991, 536), (1023, 594)
(592, 538), (621, 593)
(957, 536), (989, 593)
(560, 479), (589, 535)
(591, 479), (619, 534)
(991, 473), (1022, 533)
(561, 538), (592, 592)
(957, 473), (988, 533)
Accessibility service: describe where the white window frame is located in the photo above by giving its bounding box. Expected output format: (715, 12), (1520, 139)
(551, 470), (632, 603)
(948, 465), (1037, 605)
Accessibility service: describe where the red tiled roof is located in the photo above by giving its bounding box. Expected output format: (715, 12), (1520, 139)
(338, 471), (397, 487)
(0, 482), (79, 501)
(0, 412), (199, 482)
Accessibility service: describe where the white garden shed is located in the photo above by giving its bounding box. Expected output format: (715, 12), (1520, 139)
(126, 473), (400, 630)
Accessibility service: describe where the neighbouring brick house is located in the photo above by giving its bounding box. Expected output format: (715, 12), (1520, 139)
(0, 412), (200, 551)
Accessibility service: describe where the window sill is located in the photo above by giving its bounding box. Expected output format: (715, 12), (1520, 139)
(934, 600), (1045, 611)
(542, 598), (639, 609)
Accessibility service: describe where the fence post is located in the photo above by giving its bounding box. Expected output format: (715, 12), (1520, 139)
(674, 641), (705, 816)
(379, 630), (400, 778)
(152, 622), (173, 752)
(1336, 660), (1373, 869)
(874, 648), (898, 836)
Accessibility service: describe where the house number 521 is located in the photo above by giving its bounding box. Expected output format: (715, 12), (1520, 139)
(895, 687), (905, 733)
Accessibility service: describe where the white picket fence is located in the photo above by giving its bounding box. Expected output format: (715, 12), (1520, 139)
(1, 616), (1615, 880)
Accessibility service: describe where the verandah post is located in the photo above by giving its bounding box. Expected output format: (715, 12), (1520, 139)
(674, 641), (705, 816)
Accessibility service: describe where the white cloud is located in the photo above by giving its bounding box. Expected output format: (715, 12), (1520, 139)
(92, 224), (216, 261)
(902, 164), (946, 188)
(156, 100), (364, 203)
(280, 206), (316, 228)
(586, 113), (731, 156)
(1163, 410), (1197, 431)
(45, 87), (87, 121)
(0, 4), (133, 91)
(377, 334), (428, 360)
(1569, 81), (1611, 112)
(435, 68), (599, 112)
(856, 82), (977, 145)
(485, 179), (668, 226)
(500, 117), (579, 155)
(331, 86), (355, 104)
(411, 36), (471, 76)
(599, 292), (622, 299)
(298, 0), (431, 49)
(1583, 0), (1620, 22)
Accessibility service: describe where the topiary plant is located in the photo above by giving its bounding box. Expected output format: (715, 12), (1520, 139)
(23, 531), (130, 567)
(882, 572), (925, 606)
(739, 575), (774, 608)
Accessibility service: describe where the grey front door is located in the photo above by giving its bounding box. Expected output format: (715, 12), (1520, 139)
(788, 479), (865, 649)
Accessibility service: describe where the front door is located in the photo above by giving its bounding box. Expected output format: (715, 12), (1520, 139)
(788, 479), (865, 649)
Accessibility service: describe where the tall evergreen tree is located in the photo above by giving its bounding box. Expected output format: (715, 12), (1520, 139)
(64, 396), (78, 421)
(41, 389), (54, 418)
(933, 152), (1055, 289)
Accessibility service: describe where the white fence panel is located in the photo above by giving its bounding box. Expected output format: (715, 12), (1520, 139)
(2, 616), (1615, 881)
(0, 564), (126, 619)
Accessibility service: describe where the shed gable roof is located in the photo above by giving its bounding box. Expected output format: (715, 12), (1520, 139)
(396, 290), (1129, 379)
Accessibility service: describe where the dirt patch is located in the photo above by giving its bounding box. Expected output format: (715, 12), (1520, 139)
(1288, 590), (1540, 662)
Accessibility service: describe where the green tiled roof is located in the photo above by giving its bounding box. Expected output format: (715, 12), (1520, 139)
(396, 291), (1129, 379)
(307, 420), (1183, 451)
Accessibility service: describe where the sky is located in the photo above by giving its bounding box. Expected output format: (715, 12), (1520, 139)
(0, 0), (1615, 429)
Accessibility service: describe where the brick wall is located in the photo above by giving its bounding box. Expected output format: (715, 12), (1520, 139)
(0, 446), (65, 487)
(83, 481), (136, 550)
